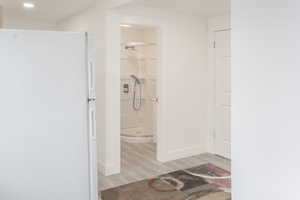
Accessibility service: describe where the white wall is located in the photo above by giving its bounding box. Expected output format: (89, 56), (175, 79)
(57, 2), (111, 174)
(232, 0), (300, 199)
(2, 15), (57, 30)
(58, 2), (210, 175)
(109, 5), (210, 164)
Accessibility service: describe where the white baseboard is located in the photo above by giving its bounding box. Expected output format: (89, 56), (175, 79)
(159, 146), (206, 162)
(98, 161), (120, 176)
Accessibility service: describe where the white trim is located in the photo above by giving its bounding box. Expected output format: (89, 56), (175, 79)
(98, 161), (121, 176)
(207, 15), (231, 154)
(105, 12), (164, 174)
(160, 147), (207, 162)
(104, 13), (122, 176)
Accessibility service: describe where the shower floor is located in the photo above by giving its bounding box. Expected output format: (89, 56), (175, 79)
(121, 127), (155, 143)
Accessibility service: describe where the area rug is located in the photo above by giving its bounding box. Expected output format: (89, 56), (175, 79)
(101, 163), (231, 200)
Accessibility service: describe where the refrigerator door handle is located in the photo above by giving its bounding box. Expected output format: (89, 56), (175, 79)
(88, 98), (96, 102)
(88, 61), (96, 98)
(89, 104), (97, 140)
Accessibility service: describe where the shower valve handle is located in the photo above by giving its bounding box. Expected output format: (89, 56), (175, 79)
(152, 97), (159, 103)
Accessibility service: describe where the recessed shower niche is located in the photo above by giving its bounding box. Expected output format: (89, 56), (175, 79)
(120, 25), (159, 143)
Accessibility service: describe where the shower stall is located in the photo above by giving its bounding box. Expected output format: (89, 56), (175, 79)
(120, 25), (159, 143)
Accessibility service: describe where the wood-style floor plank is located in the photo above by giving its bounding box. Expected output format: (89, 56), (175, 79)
(99, 142), (231, 191)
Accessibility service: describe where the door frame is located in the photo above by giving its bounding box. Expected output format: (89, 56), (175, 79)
(207, 16), (231, 154)
(212, 29), (231, 157)
(104, 12), (164, 175)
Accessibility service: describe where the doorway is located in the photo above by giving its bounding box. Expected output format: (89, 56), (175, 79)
(119, 24), (160, 178)
(120, 25), (158, 144)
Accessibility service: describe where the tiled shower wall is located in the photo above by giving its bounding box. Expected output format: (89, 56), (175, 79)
(120, 27), (158, 139)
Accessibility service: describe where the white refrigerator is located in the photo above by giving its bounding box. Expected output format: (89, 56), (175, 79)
(0, 30), (98, 200)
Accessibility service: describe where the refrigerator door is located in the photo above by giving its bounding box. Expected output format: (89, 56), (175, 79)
(0, 30), (93, 200)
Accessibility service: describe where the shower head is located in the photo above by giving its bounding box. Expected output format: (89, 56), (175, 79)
(130, 75), (141, 84)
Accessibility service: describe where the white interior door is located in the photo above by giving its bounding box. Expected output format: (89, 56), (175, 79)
(214, 30), (231, 158)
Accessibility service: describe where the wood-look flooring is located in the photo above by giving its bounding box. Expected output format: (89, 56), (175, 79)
(99, 142), (231, 191)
